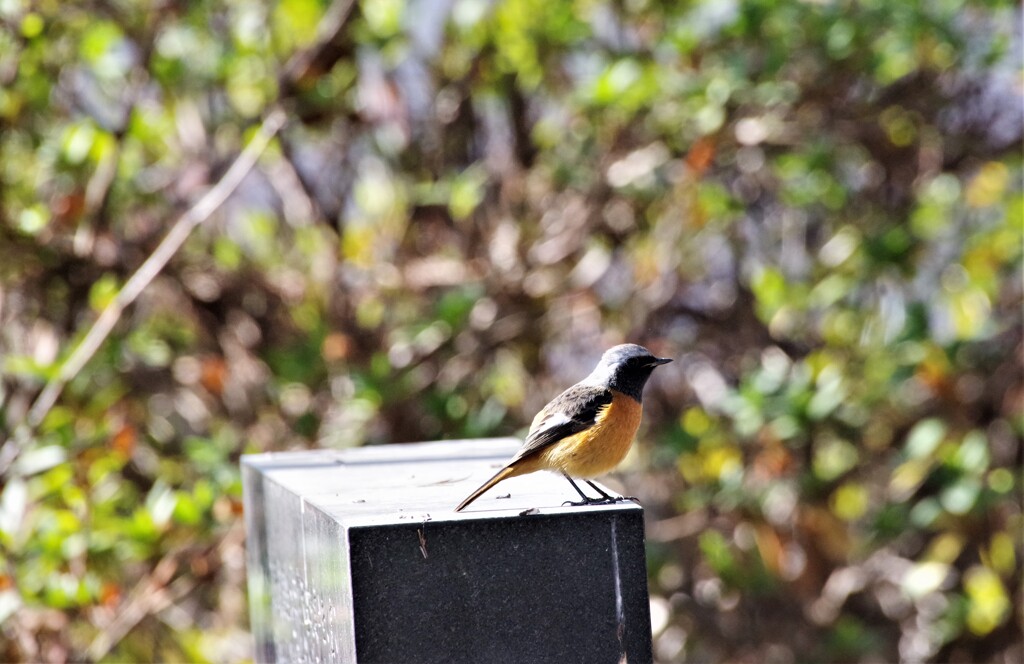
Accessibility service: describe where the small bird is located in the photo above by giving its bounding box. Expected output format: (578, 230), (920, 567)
(455, 343), (671, 512)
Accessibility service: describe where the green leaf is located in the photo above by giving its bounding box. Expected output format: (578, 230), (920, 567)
(449, 167), (487, 220)
(88, 274), (120, 313)
(14, 446), (67, 476)
(940, 477), (981, 516)
(954, 431), (989, 476)
(906, 419), (946, 459)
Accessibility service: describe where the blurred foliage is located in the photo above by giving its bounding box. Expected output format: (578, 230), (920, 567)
(0, 0), (1021, 662)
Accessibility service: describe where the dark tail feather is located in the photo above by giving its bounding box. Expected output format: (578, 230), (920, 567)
(455, 466), (514, 512)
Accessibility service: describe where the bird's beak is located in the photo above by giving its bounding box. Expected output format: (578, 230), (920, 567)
(649, 357), (672, 367)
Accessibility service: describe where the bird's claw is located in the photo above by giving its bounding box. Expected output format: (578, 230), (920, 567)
(562, 495), (639, 507)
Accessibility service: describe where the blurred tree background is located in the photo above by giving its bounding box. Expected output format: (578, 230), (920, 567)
(0, 0), (1021, 661)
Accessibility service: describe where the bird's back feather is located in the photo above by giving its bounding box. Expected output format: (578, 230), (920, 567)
(509, 383), (613, 465)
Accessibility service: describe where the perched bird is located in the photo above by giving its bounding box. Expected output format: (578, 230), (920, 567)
(455, 344), (671, 512)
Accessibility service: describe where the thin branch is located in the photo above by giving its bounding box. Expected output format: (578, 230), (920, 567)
(84, 546), (194, 662)
(0, 108), (287, 476)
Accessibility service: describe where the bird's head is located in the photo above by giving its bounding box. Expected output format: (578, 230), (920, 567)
(585, 343), (672, 401)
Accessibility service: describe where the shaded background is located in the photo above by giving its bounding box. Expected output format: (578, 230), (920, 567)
(0, 0), (1021, 661)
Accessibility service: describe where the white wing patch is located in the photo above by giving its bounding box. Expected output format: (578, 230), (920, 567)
(529, 410), (573, 436)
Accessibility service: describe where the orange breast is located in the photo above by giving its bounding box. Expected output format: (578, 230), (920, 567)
(537, 390), (643, 478)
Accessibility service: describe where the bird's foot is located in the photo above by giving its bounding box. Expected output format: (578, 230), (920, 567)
(562, 497), (607, 507)
(561, 495), (639, 507)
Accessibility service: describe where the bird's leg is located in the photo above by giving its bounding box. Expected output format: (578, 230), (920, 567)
(585, 480), (638, 504)
(583, 480), (615, 500)
(561, 474), (631, 506)
(561, 474), (607, 506)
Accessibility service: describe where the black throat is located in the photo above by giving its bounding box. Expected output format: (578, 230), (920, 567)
(607, 369), (653, 403)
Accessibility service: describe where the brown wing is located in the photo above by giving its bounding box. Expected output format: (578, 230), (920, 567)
(509, 383), (613, 465)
